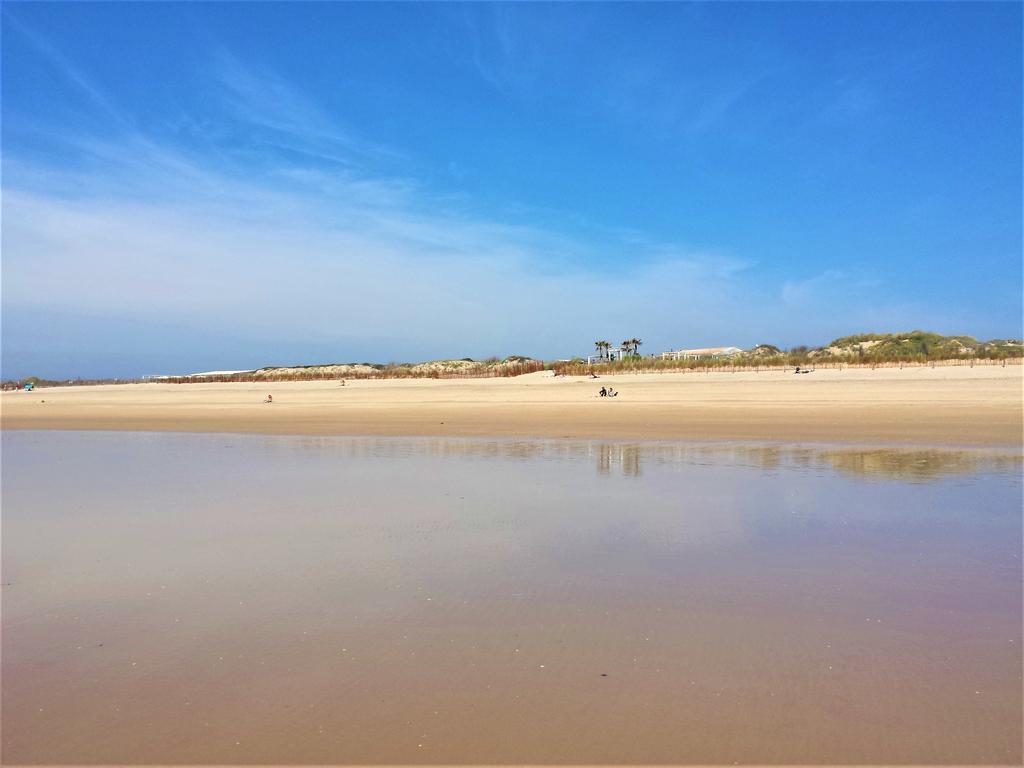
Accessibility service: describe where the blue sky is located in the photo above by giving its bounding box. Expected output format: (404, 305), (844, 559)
(2, 2), (1021, 378)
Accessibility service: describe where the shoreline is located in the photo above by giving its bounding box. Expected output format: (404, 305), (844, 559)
(3, 366), (1021, 447)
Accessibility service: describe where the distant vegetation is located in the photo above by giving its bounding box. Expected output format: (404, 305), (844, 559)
(748, 344), (782, 356)
(152, 356), (546, 383)
(556, 331), (1022, 375)
(3, 332), (1020, 388)
(0, 375), (134, 391)
(813, 331), (1021, 361)
(2, 357), (546, 388)
(593, 338), (643, 359)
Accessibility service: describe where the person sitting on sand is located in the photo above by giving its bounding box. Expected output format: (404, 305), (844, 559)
(607, 387), (617, 397)
(599, 386), (607, 397)
(264, 394), (273, 404)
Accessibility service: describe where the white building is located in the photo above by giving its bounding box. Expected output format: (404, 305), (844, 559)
(587, 345), (633, 364)
(660, 346), (743, 361)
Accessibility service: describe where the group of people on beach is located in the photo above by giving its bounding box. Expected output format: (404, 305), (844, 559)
(598, 386), (618, 398)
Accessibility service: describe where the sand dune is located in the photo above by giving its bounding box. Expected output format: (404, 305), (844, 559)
(3, 365), (1021, 446)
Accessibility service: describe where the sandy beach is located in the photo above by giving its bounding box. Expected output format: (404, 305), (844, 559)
(3, 364), (1021, 446)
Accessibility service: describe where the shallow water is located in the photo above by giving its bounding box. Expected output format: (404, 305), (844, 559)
(2, 431), (1021, 764)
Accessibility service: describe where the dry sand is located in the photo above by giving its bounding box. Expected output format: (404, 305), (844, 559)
(2, 365), (1022, 446)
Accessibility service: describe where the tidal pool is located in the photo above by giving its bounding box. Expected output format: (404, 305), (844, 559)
(2, 431), (1021, 764)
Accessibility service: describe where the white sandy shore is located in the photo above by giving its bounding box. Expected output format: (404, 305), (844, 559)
(2, 365), (1021, 446)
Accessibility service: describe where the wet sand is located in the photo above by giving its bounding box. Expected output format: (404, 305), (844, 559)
(3, 433), (1021, 764)
(2, 365), (1022, 446)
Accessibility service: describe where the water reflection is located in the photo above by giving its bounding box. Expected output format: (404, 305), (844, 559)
(278, 435), (1020, 483)
(2, 430), (1020, 764)
(596, 443), (642, 476)
(821, 447), (1021, 481)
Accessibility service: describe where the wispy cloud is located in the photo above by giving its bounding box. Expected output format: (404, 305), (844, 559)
(1, 31), (950, 376)
(458, 4), (543, 96)
(5, 148), (934, 375)
(2, 9), (133, 131)
(210, 50), (403, 169)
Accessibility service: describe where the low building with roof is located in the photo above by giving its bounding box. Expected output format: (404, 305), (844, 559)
(660, 346), (744, 361)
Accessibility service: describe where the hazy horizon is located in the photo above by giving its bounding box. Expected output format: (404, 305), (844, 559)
(3, 3), (1021, 379)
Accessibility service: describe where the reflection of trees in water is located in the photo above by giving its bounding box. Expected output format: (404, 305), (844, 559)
(623, 446), (641, 477)
(614, 444), (1019, 482)
(820, 449), (1020, 481)
(701, 445), (1020, 481)
(280, 435), (1019, 482)
(597, 444), (642, 477)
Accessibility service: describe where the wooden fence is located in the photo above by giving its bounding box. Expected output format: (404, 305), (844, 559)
(555, 357), (1023, 376)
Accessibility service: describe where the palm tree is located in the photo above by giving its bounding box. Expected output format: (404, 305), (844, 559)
(594, 341), (603, 358)
(595, 340), (611, 359)
(621, 338), (643, 357)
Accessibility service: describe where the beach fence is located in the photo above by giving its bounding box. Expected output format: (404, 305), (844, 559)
(156, 360), (547, 384)
(555, 356), (1022, 377)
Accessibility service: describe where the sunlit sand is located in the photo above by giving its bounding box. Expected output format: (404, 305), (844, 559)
(3, 364), (1020, 446)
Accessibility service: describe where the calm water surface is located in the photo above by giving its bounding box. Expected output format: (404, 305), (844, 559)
(2, 431), (1021, 764)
